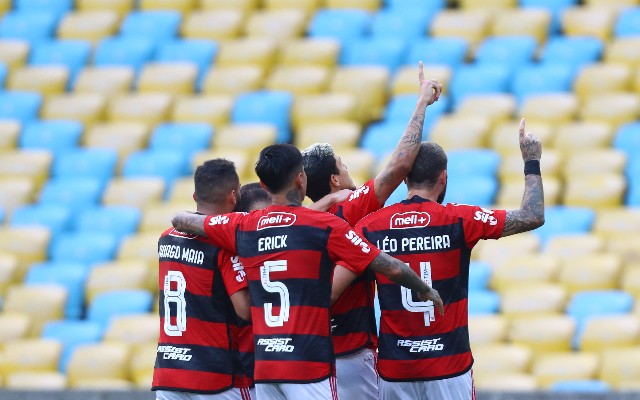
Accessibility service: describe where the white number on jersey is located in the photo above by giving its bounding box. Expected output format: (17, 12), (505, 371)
(260, 260), (291, 327)
(401, 262), (436, 326)
(164, 270), (187, 336)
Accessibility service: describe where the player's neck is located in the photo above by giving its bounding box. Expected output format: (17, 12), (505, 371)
(271, 187), (303, 206)
(196, 203), (230, 216)
(407, 189), (439, 203)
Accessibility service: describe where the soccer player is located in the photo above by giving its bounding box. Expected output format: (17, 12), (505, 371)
(152, 159), (253, 400)
(301, 62), (442, 399)
(171, 144), (444, 400)
(353, 119), (545, 400)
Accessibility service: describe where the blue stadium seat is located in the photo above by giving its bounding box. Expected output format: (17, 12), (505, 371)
(39, 178), (103, 211)
(361, 121), (410, 160)
(446, 149), (501, 180)
(374, 292), (381, 334)
(232, 91), (294, 143)
(30, 40), (92, 84)
(0, 207), (4, 224)
(52, 148), (118, 189)
(404, 38), (468, 68)
(520, 0), (577, 33)
(385, 0), (445, 11)
(533, 206), (595, 244)
(87, 289), (154, 328)
(122, 150), (187, 191)
(0, 12), (57, 44)
(615, 7), (640, 37)
(386, 183), (409, 205)
(20, 120), (83, 156)
(0, 91), (42, 123)
(74, 206), (141, 240)
(385, 94), (449, 132)
(341, 37), (406, 73)
(469, 261), (492, 291)
(25, 264), (87, 319)
(540, 36), (603, 71)
(451, 64), (511, 109)
(308, 9), (371, 42)
(0, 63), (7, 88)
(511, 64), (574, 103)
(120, 11), (182, 43)
(614, 122), (640, 159)
(370, 9), (435, 40)
(155, 40), (217, 90)
(551, 380), (610, 393)
(15, 0), (73, 20)
(149, 123), (213, 171)
(94, 37), (155, 73)
(468, 290), (500, 315)
(11, 204), (73, 238)
(627, 173), (640, 206)
(444, 175), (498, 207)
(50, 232), (119, 265)
(475, 36), (538, 68)
(42, 320), (103, 372)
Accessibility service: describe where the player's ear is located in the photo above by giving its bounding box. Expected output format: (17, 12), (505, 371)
(229, 189), (238, 206)
(192, 192), (196, 202)
(440, 170), (447, 184)
(329, 172), (340, 189)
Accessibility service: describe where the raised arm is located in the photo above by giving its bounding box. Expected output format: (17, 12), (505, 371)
(502, 118), (545, 237)
(172, 211), (207, 237)
(373, 61), (443, 205)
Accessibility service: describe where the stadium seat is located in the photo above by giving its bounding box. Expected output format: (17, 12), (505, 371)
(0, 149), (52, 187)
(50, 232), (119, 265)
(83, 122), (150, 162)
(519, 93), (578, 125)
(0, 178), (36, 217)
(540, 36), (603, 70)
(266, 66), (330, 95)
(581, 93), (640, 128)
(75, 206), (141, 239)
(450, 64), (510, 109)
(130, 342), (156, 388)
(0, 120), (21, 151)
(446, 175), (498, 206)
(202, 65), (264, 96)
(11, 204), (72, 239)
(491, 9), (551, 44)
(169, 177), (196, 203)
(170, 95), (233, 130)
(4, 371), (66, 390)
(0, 91), (42, 123)
(392, 65), (452, 98)
(149, 123), (212, 165)
(370, 9), (435, 40)
(332, 148), (375, 186)
(291, 94), (358, 131)
(41, 93), (106, 127)
(214, 124), (277, 158)
(200, 0), (258, 11)
(567, 290), (634, 339)
(490, 120), (555, 155)
(496, 175), (561, 208)
(559, 254), (623, 295)
(468, 290), (501, 315)
(553, 122), (614, 150)
(0, 312), (30, 348)
(614, 122), (640, 158)
(468, 261), (492, 291)
(66, 342), (131, 388)
(455, 94), (515, 127)
(140, 202), (193, 233)
(295, 122), (361, 150)
(0, 12), (57, 44)
(74, 66), (134, 97)
(600, 347), (640, 388)
(533, 352), (599, 389)
(474, 373), (538, 391)
(0, 253), (19, 294)
(605, 37), (640, 68)
(544, 234), (605, 260)
(580, 315), (640, 352)
(155, 40), (217, 89)
(501, 284), (567, 318)
(430, 10), (490, 47)
(532, 206), (595, 244)
(622, 265), (640, 298)
(0, 339), (62, 376)
(552, 380), (611, 393)
(499, 148), (562, 179)
(52, 148), (117, 188)
(509, 314), (575, 353)
(472, 344), (532, 375)
(137, 62), (198, 95)
(584, 0), (638, 7)
(244, 9), (306, 42)
(0, 225), (50, 276)
(429, 115), (491, 150)
(263, 0), (319, 16)
(563, 173), (626, 208)
(86, 264), (151, 304)
(57, 11), (119, 43)
(404, 38), (468, 68)
(215, 38), (278, 69)
(119, 10), (181, 43)
(20, 121), (82, 156)
(594, 208), (640, 236)
(3, 284), (67, 335)
(104, 313), (158, 344)
(330, 66), (390, 124)
(308, 9), (371, 42)
(232, 91), (293, 143)
(468, 315), (507, 345)
(563, 149), (626, 178)
(474, 36), (537, 69)
(475, 232), (540, 268)
(615, 7), (640, 37)
(30, 40), (92, 85)
(94, 37), (155, 73)
(385, 94), (449, 126)
(490, 254), (560, 292)
(24, 264), (86, 319)
(562, 6), (616, 41)
(87, 289), (153, 328)
(122, 149), (187, 191)
(385, 0), (445, 10)
(278, 38), (341, 68)
(325, 0), (380, 10)
(341, 38), (406, 73)
(39, 178), (103, 211)
(140, 0), (194, 12)
(14, 0), (71, 18)
(574, 64), (632, 101)
(102, 177), (165, 208)
(511, 64), (574, 103)
(361, 122), (411, 160)
(0, 40), (29, 72)
(117, 233), (160, 269)
(76, 0), (133, 16)
(107, 93), (173, 128)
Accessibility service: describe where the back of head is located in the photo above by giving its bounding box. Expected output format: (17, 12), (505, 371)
(194, 159), (240, 205)
(301, 143), (339, 202)
(255, 144), (303, 194)
(236, 182), (271, 212)
(406, 142), (448, 188)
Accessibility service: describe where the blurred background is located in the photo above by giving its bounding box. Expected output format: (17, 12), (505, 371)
(0, 0), (639, 397)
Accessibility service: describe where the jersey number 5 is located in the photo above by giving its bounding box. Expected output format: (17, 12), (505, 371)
(260, 260), (290, 327)
(401, 262), (436, 326)
(164, 270), (187, 336)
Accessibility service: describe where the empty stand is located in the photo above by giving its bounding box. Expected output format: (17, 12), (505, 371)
(74, 67), (134, 97)
(0, 312), (30, 348)
(244, 9), (306, 42)
(533, 352), (600, 388)
(472, 344), (532, 375)
(0, 339), (62, 376)
(66, 342), (131, 388)
(42, 320), (103, 371)
(562, 6), (617, 41)
(181, 10), (244, 41)
(501, 284), (567, 318)
(103, 177), (165, 208)
(86, 265), (151, 304)
(57, 11), (120, 43)
(3, 284), (67, 335)
(24, 263), (86, 319)
(509, 314), (575, 353)
(103, 313), (158, 344)
(468, 315), (508, 346)
(580, 315), (640, 352)
(490, 254), (560, 292)
(137, 63), (198, 95)
(170, 95), (233, 129)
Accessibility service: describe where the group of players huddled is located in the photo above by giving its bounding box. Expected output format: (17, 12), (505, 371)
(151, 63), (546, 400)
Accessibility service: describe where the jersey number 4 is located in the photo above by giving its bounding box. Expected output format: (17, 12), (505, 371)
(261, 260), (290, 327)
(164, 270), (187, 336)
(401, 262), (436, 326)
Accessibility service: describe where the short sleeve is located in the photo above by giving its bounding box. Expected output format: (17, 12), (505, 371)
(326, 215), (380, 274)
(203, 212), (245, 254)
(328, 179), (381, 226)
(446, 204), (506, 248)
(218, 250), (248, 297)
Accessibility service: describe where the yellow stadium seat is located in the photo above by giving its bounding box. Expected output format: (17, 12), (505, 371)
(140, 202), (193, 233)
(553, 122), (614, 151)
(0, 339), (61, 377)
(244, 10), (307, 42)
(171, 95), (232, 130)
(330, 66), (390, 123)
(86, 265), (151, 304)
(0, 150), (52, 188)
(496, 175), (562, 208)
(562, 7), (617, 41)
(278, 39), (341, 68)
(574, 64), (632, 101)
(107, 93), (173, 128)
(606, 234), (640, 265)
(292, 94), (358, 130)
(67, 343), (131, 388)
(191, 150), (250, 181)
(104, 314), (158, 345)
(490, 120), (555, 155)
(3, 285), (65, 335)
(472, 344), (532, 375)
(215, 38), (278, 69)
(491, 9), (551, 44)
(460, 0), (516, 10)
(634, 70), (640, 93)
(594, 209), (640, 236)
(0, 178), (36, 216)
(605, 37), (640, 68)
(600, 347), (640, 388)
(429, 115), (491, 151)
(130, 342), (157, 389)
(94, 259), (156, 297)
(544, 234), (605, 260)
(295, 122), (361, 150)
(498, 149), (561, 179)
(84, 122), (150, 163)
(74, 66), (135, 97)
(0, 121), (20, 151)
(431, 10), (490, 47)
(264, 0), (320, 17)
(468, 315), (508, 346)
(169, 177), (195, 203)
(584, 0), (638, 8)
(0, 254), (18, 297)
(0, 40), (29, 72)
(474, 373), (538, 391)
(0, 0), (9, 14)
(181, 10), (244, 41)
(266, 66), (330, 95)
(0, 228), (50, 278)
(76, 0), (133, 17)
(57, 11), (120, 43)
(392, 65), (452, 96)
(117, 233), (161, 267)
(141, 0), (195, 12)
(455, 94), (516, 127)
(509, 314), (575, 353)
(519, 93), (579, 125)
(103, 178), (165, 208)
(200, 0), (258, 11)
(0, 312), (30, 349)
(474, 233), (540, 268)
(563, 173), (626, 208)
(621, 265), (640, 298)
(201, 65), (265, 96)
(581, 315), (640, 352)
(581, 93), (640, 127)
(559, 254), (623, 294)
(332, 148), (376, 186)
(137, 63), (198, 95)
(533, 352), (599, 388)
(8, 66), (68, 96)
(214, 124), (277, 156)
(5, 371), (66, 390)
(563, 149), (626, 178)
(326, 0), (380, 10)
(42, 93), (107, 127)
(501, 284), (567, 318)
(490, 254), (560, 292)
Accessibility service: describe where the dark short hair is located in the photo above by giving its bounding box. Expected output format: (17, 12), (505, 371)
(235, 182), (270, 212)
(406, 142), (448, 188)
(255, 144), (303, 194)
(301, 143), (339, 202)
(193, 159), (239, 204)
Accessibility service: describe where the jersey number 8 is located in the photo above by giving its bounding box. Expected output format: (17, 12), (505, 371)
(164, 270), (187, 336)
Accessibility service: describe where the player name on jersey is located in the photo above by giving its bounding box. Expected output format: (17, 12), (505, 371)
(158, 244), (205, 265)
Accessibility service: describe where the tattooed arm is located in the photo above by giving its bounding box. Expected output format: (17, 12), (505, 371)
(373, 61), (443, 205)
(172, 212), (208, 237)
(502, 118), (545, 237)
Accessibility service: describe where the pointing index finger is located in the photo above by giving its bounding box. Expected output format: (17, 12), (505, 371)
(519, 118), (526, 140)
(418, 60), (424, 83)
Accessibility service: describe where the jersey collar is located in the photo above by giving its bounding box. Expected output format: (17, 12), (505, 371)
(401, 195), (432, 205)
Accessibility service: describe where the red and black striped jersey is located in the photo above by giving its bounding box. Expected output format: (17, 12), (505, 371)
(202, 204), (381, 384)
(329, 179), (383, 356)
(355, 196), (506, 381)
(152, 228), (248, 394)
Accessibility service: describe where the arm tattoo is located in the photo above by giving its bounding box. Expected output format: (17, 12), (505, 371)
(171, 212), (208, 237)
(502, 175), (545, 237)
(369, 253), (431, 294)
